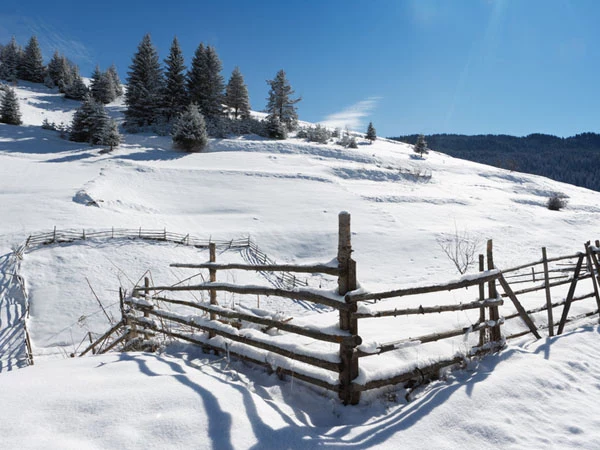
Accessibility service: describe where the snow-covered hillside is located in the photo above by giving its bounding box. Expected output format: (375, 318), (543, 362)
(1, 82), (600, 448)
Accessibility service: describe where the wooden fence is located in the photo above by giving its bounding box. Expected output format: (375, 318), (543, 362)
(82, 213), (600, 405)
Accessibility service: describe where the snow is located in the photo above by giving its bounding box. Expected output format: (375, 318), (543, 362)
(2, 82), (600, 447)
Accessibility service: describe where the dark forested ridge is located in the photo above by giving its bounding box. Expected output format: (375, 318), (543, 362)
(391, 133), (600, 192)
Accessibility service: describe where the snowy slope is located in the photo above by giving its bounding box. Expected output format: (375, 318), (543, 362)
(1, 82), (600, 448)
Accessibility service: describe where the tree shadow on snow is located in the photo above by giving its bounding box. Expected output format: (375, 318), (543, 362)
(115, 352), (234, 450)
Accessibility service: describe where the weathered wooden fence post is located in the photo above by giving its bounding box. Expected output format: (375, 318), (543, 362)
(542, 247), (554, 336)
(144, 277), (151, 341)
(584, 242), (600, 313)
(337, 212), (360, 405)
(487, 240), (502, 342)
(209, 242), (217, 339)
(478, 254), (487, 347)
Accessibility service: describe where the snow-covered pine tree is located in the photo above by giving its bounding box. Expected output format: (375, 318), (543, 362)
(187, 44), (224, 119)
(101, 119), (121, 151)
(125, 34), (164, 129)
(266, 69), (301, 132)
(0, 87), (22, 125)
(107, 64), (123, 98)
(163, 37), (188, 122)
(89, 102), (111, 145)
(172, 103), (208, 152)
(70, 95), (99, 142)
(90, 66), (116, 104)
(225, 66), (250, 120)
(414, 134), (428, 157)
(57, 56), (74, 93)
(366, 122), (376, 142)
(63, 65), (88, 100)
(20, 36), (45, 83)
(0, 37), (22, 82)
(266, 113), (287, 139)
(46, 51), (63, 86)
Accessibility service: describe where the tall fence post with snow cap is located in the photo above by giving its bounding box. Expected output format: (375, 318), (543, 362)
(338, 211), (360, 405)
(209, 242), (217, 339)
(487, 239), (502, 342)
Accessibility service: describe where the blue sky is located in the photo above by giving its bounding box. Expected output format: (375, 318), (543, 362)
(1, 0), (598, 137)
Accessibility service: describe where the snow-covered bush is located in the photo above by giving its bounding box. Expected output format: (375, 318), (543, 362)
(172, 103), (208, 152)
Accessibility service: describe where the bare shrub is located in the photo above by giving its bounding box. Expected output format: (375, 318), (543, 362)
(547, 193), (568, 211)
(437, 226), (481, 275)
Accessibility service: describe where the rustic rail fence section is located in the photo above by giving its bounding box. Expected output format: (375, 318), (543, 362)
(85, 213), (600, 406)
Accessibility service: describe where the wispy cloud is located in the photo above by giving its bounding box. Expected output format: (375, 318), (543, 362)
(0, 15), (93, 66)
(322, 97), (381, 131)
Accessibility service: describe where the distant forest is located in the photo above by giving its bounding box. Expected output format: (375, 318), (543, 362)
(391, 133), (600, 192)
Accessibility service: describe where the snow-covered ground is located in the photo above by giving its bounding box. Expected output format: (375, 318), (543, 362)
(1, 82), (600, 448)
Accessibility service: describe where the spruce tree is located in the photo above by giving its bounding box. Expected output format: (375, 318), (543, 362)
(20, 36), (45, 83)
(46, 51), (62, 85)
(125, 34), (164, 129)
(266, 69), (300, 132)
(101, 119), (122, 150)
(57, 56), (74, 93)
(172, 103), (208, 151)
(70, 95), (98, 142)
(163, 37), (188, 122)
(366, 122), (376, 142)
(225, 66), (250, 120)
(414, 134), (428, 157)
(0, 37), (21, 82)
(63, 66), (88, 100)
(0, 87), (22, 125)
(107, 64), (123, 97)
(90, 66), (115, 104)
(89, 102), (111, 145)
(187, 44), (224, 119)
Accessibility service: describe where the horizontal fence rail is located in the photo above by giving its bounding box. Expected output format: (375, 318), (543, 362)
(70, 214), (600, 406)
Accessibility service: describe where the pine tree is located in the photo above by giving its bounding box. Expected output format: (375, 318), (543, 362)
(0, 37), (21, 82)
(125, 34), (164, 129)
(101, 119), (122, 150)
(163, 37), (188, 122)
(0, 87), (22, 125)
(187, 44), (224, 119)
(63, 65), (88, 100)
(89, 102), (111, 145)
(106, 64), (123, 97)
(57, 56), (74, 93)
(366, 122), (376, 142)
(46, 51), (63, 86)
(414, 134), (428, 157)
(20, 36), (45, 83)
(266, 113), (287, 139)
(90, 66), (115, 104)
(172, 103), (208, 151)
(70, 95), (98, 142)
(225, 66), (250, 120)
(266, 69), (301, 132)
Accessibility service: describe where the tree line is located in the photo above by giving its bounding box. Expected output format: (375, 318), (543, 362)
(123, 33), (302, 149)
(392, 133), (600, 192)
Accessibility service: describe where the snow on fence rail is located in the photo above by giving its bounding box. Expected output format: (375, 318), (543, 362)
(82, 214), (600, 406)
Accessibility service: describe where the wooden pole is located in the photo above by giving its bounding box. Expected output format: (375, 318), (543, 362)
(585, 242), (600, 314)
(498, 276), (541, 339)
(209, 242), (217, 339)
(542, 247), (554, 336)
(487, 240), (502, 342)
(143, 277), (151, 341)
(478, 254), (486, 347)
(337, 212), (360, 405)
(557, 254), (584, 335)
